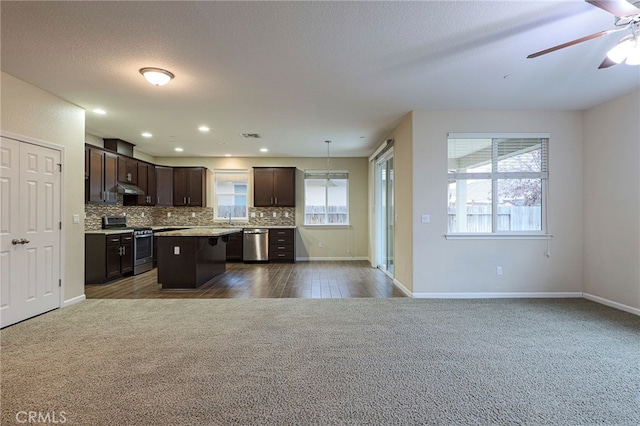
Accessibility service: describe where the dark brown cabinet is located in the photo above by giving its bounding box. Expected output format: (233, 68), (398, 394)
(268, 228), (295, 262)
(253, 167), (296, 207)
(137, 162), (156, 205)
(86, 147), (118, 204)
(117, 156), (138, 184)
(85, 232), (133, 283)
(173, 167), (206, 207)
(225, 231), (244, 261)
(155, 166), (174, 206)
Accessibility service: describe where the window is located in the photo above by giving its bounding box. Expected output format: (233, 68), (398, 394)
(447, 134), (548, 234)
(214, 169), (248, 221)
(304, 171), (349, 225)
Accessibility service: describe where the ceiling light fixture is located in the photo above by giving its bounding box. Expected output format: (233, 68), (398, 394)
(139, 67), (175, 86)
(175, 147), (184, 152)
(224, 154), (231, 157)
(199, 126), (210, 132)
(141, 132), (152, 138)
(323, 140), (337, 187)
(607, 24), (640, 66)
(93, 108), (106, 115)
(260, 148), (268, 153)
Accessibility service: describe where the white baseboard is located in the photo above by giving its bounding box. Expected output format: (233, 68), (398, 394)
(296, 256), (369, 261)
(62, 294), (86, 307)
(582, 293), (640, 316)
(392, 279), (413, 297)
(412, 292), (583, 299)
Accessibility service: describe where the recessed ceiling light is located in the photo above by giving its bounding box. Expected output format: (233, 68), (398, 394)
(175, 147), (184, 152)
(141, 132), (152, 138)
(260, 148), (268, 153)
(199, 126), (210, 132)
(224, 154), (231, 157)
(139, 67), (175, 86)
(93, 109), (106, 115)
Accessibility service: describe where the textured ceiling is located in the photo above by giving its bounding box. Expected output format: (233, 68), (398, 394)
(2, 1), (639, 158)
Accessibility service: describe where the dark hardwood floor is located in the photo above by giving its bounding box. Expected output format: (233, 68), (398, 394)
(86, 261), (405, 299)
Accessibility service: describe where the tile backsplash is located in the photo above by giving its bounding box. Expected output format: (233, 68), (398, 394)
(85, 197), (295, 230)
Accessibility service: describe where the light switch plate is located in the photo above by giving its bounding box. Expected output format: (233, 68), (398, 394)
(421, 214), (431, 224)
(273, 212), (277, 218)
(174, 247), (180, 255)
(250, 212), (256, 218)
(72, 214), (80, 224)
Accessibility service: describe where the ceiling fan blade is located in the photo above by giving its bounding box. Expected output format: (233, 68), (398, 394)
(598, 56), (619, 68)
(586, 0), (640, 18)
(527, 27), (627, 58)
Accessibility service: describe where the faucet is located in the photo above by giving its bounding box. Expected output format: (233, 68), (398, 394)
(225, 210), (232, 225)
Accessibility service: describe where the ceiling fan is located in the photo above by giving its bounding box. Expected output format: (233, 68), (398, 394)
(528, 0), (640, 68)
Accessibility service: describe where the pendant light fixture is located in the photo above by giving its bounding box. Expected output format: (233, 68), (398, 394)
(323, 140), (336, 187)
(139, 67), (175, 86)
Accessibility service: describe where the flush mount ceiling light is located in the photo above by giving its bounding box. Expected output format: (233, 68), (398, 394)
(259, 148), (268, 153)
(141, 132), (152, 138)
(174, 147), (184, 152)
(93, 108), (106, 115)
(199, 126), (210, 132)
(139, 67), (175, 86)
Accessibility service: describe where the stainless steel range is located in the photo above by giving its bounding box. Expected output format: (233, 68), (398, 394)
(102, 216), (153, 275)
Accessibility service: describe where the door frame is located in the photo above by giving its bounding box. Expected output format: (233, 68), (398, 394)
(374, 147), (394, 278)
(1, 130), (65, 308)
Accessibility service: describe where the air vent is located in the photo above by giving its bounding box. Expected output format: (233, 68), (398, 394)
(240, 133), (262, 139)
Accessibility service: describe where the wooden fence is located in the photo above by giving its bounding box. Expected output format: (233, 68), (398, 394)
(448, 205), (541, 232)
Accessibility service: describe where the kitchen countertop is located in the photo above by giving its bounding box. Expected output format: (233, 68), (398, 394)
(86, 225), (297, 234)
(154, 227), (243, 237)
(85, 229), (134, 235)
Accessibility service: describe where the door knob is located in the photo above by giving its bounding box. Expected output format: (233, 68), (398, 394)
(20, 239), (30, 244)
(12, 239), (21, 245)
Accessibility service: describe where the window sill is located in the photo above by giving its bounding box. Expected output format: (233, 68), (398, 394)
(445, 233), (553, 240)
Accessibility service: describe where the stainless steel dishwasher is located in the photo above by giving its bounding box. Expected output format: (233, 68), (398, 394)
(243, 229), (269, 262)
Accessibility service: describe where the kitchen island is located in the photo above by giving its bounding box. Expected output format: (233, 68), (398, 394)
(155, 227), (242, 289)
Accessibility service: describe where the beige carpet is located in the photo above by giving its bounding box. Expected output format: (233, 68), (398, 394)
(1, 298), (639, 425)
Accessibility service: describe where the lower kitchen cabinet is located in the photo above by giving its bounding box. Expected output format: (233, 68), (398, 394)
(225, 231), (244, 262)
(86, 232), (133, 283)
(268, 228), (295, 262)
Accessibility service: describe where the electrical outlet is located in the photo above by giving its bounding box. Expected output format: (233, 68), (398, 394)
(318, 242), (323, 248)
(273, 212), (277, 218)
(174, 247), (180, 255)
(141, 212), (145, 218)
(285, 212), (289, 218)
(260, 212), (264, 217)
(497, 266), (503, 275)
(251, 212), (256, 218)
(191, 212), (196, 218)
(167, 212), (171, 217)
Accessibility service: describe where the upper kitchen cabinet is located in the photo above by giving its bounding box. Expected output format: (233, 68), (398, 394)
(86, 146), (118, 205)
(117, 156), (138, 185)
(173, 167), (206, 207)
(137, 162), (156, 206)
(155, 166), (174, 206)
(253, 167), (296, 207)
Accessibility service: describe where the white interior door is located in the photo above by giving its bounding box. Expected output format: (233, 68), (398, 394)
(0, 136), (61, 328)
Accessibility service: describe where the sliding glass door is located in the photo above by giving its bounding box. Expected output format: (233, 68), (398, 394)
(376, 150), (394, 276)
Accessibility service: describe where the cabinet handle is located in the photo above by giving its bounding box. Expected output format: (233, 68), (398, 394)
(122, 246), (126, 255)
(270, 197), (273, 205)
(278, 246), (285, 250)
(188, 197), (191, 205)
(184, 197), (186, 205)
(157, 196), (160, 204)
(127, 172), (131, 182)
(274, 197), (277, 205)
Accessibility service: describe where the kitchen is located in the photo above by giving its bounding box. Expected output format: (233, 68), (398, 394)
(83, 135), (380, 296)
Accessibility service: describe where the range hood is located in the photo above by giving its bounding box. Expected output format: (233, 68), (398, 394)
(117, 182), (145, 196)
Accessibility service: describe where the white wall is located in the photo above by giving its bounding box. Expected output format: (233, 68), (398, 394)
(583, 90), (640, 311)
(155, 156), (369, 260)
(411, 110), (584, 296)
(1, 72), (86, 303)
